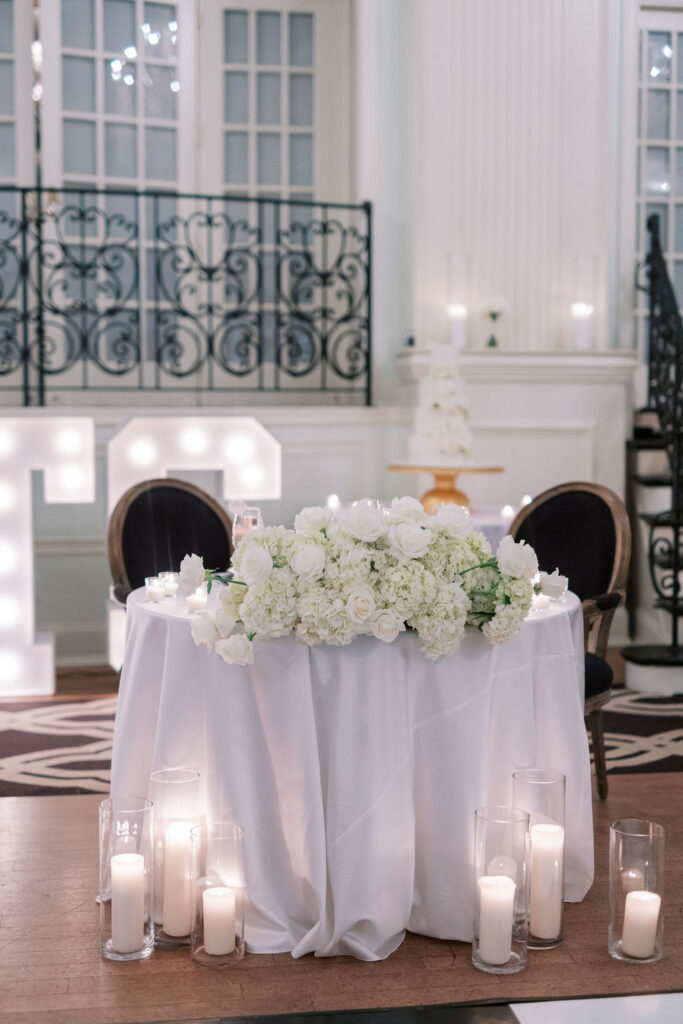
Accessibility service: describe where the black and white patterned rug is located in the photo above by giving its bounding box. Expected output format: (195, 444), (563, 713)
(0, 690), (680, 797)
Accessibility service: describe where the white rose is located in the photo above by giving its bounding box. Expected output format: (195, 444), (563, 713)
(294, 506), (333, 534)
(389, 496), (427, 521)
(539, 569), (568, 599)
(388, 521), (432, 559)
(434, 503), (472, 538)
(346, 584), (376, 624)
(178, 553), (206, 595)
(214, 606), (237, 638)
(370, 609), (406, 643)
(190, 612), (218, 649)
(215, 634), (254, 666)
(237, 545), (273, 585)
(496, 535), (539, 579)
(290, 543), (326, 580)
(347, 502), (386, 542)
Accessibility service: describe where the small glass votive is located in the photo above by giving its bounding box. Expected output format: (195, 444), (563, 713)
(186, 584), (208, 613)
(145, 576), (165, 602)
(99, 797), (154, 961)
(609, 819), (664, 963)
(149, 768), (201, 948)
(191, 822), (245, 966)
(531, 593), (551, 615)
(232, 507), (263, 550)
(160, 571), (179, 597)
(513, 769), (566, 948)
(472, 806), (530, 974)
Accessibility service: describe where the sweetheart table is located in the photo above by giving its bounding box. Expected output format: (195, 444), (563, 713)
(111, 589), (594, 961)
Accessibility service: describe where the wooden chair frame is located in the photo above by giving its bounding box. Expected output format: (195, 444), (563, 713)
(108, 477), (233, 601)
(509, 481), (632, 800)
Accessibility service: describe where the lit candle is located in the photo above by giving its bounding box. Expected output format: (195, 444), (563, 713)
(532, 593), (550, 612)
(145, 576), (165, 602)
(622, 890), (661, 958)
(186, 587), (207, 613)
(622, 868), (645, 894)
(500, 504), (515, 522)
(111, 853), (145, 954)
(202, 886), (236, 955)
(326, 493), (341, 512)
(448, 304), (467, 350)
(478, 875), (516, 965)
(529, 824), (564, 940)
(163, 821), (194, 937)
(162, 572), (179, 596)
(571, 302), (594, 351)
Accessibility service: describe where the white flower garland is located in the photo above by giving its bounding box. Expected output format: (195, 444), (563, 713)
(181, 497), (539, 665)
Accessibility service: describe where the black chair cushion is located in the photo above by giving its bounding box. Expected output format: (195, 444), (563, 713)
(585, 652), (614, 699)
(121, 485), (231, 591)
(514, 491), (616, 600)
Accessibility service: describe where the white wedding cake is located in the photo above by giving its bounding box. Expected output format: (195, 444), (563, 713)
(408, 342), (473, 466)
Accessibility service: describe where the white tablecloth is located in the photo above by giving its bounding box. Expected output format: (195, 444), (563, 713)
(111, 590), (593, 961)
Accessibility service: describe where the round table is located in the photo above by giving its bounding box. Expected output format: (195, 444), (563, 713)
(111, 589), (593, 961)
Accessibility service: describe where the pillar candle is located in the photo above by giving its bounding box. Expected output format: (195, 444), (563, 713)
(163, 821), (194, 937)
(622, 890), (661, 958)
(529, 823), (564, 940)
(570, 302), (594, 351)
(202, 886), (236, 955)
(478, 875), (516, 965)
(448, 305), (467, 351)
(111, 853), (145, 954)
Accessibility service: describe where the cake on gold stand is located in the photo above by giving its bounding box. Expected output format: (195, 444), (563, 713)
(388, 464), (504, 513)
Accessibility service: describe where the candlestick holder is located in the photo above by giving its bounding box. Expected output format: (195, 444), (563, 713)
(472, 806), (529, 974)
(512, 769), (565, 948)
(149, 768), (201, 948)
(191, 822), (246, 966)
(609, 819), (664, 963)
(99, 797), (154, 961)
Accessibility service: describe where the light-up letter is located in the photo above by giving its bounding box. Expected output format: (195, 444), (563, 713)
(0, 416), (95, 695)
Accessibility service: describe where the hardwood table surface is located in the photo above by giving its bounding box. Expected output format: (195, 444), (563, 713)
(0, 773), (681, 1024)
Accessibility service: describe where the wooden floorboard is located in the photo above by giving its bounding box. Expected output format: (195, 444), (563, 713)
(0, 773), (681, 1024)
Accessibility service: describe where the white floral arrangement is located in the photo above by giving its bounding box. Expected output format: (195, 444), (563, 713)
(179, 497), (539, 666)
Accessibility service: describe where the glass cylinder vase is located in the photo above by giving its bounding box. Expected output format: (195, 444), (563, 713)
(191, 822), (246, 966)
(149, 768), (201, 948)
(472, 806), (529, 974)
(99, 797), (154, 961)
(609, 819), (664, 963)
(512, 768), (566, 949)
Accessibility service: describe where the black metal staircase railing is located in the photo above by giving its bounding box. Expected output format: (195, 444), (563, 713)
(0, 187), (372, 406)
(624, 214), (683, 667)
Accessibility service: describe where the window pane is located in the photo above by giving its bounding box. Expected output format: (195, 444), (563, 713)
(674, 260), (683, 299)
(145, 126), (176, 179)
(676, 147), (683, 193)
(647, 90), (670, 140)
(257, 72), (280, 124)
(143, 2), (178, 61)
(64, 120), (96, 175)
(648, 31), (672, 82)
(289, 73), (312, 126)
(103, 0), (136, 53)
(62, 57), (95, 113)
(145, 65), (178, 120)
(677, 92), (683, 140)
(289, 14), (313, 67)
(257, 12), (280, 65)
(145, 193), (177, 240)
(678, 33), (683, 84)
(105, 122), (137, 177)
(257, 133), (280, 185)
(0, 123), (14, 176)
(645, 146), (670, 194)
(646, 203), (668, 250)
(0, 0), (12, 53)
(224, 10), (248, 63)
(290, 134), (312, 186)
(105, 61), (137, 115)
(675, 205), (683, 252)
(0, 59), (12, 115)
(62, 0), (95, 50)
(224, 71), (248, 124)
(224, 131), (248, 183)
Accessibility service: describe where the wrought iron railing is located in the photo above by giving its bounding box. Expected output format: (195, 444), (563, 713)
(0, 187), (372, 406)
(644, 214), (682, 650)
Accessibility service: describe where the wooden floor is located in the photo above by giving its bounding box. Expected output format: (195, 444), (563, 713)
(0, 773), (681, 1024)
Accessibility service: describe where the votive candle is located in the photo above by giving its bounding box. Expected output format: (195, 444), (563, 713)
(622, 891), (661, 959)
(202, 886), (236, 955)
(145, 577), (165, 602)
(478, 875), (516, 965)
(111, 853), (145, 954)
(529, 824), (564, 940)
(186, 588), (207, 612)
(162, 573), (179, 596)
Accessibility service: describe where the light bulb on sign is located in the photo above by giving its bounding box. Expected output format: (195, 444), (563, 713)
(0, 483), (15, 512)
(326, 493), (341, 512)
(0, 649), (21, 684)
(58, 465), (85, 493)
(55, 429), (82, 455)
(223, 433), (256, 465)
(521, 494), (532, 507)
(0, 540), (17, 575)
(0, 596), (19, 629)
(180, 428), (208, 455)
(240, 464), (265, 489)
(0, 430), (13, 457)
(129, 438), (157, 467)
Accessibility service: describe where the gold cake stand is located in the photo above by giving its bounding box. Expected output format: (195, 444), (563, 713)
(388, 464), (504, 512)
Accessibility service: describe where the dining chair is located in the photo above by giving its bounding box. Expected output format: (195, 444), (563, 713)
(108, 478), (233, 602)
(509, 482), (632, 800)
